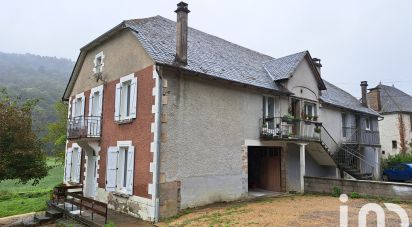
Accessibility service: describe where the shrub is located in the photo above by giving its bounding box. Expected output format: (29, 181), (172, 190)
(382, 152), (412, 168)
(331, 186), (341, 197)
(350, 192), (361, 199)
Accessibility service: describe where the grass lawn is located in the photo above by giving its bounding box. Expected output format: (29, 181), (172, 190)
(0, 158), (63, 218)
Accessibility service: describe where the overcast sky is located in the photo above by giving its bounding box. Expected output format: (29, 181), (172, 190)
(1, 0), (411, 97)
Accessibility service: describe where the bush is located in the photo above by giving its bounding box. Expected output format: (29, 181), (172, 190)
(350, 192), (361, 199)
(382, 152), (412, 168)
(331, 186), (341, 197)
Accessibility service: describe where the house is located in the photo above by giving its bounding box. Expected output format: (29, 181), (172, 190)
(62, 2), (381, 222)
(367, 84), (412, 157)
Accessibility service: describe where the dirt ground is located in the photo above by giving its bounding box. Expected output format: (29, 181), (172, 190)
(157, 194), (412, 227)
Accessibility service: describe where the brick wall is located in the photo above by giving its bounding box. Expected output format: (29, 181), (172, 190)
(305, 176), (412, 199)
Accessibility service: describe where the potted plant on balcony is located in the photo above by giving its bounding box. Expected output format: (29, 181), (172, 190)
(288, 132), (294, 139)
(313, 115), (318, 122)
(314, 127), (321, 134)
(282, 114), (294, 124)
(293, 116), (301, 122)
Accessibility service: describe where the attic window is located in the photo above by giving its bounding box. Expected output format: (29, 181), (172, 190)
(94, 51), (105, 74)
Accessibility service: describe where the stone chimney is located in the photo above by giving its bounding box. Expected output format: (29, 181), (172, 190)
(360, 81), (368, 107)
(367, 86), (382, 112)
(312, 58), (322, 75)
(175, 2), (190, 65)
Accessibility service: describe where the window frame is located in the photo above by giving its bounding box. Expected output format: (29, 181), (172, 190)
(93, 51), (105, 74)
(304, 101), (316, 117)
(115, 74), (137, 122)
(392, 140), (398, 149)
(365, 117), (371, 131)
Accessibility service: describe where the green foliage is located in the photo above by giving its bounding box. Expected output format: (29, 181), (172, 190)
(331, 186), (341, 197)
(105, 221), (116, 227)
(0, 160), (63, 217)
(43, 102), (68, 163)
(0, 89), (48, 185)
(382, 152), (412, 168)
(350, 192), (361, 199)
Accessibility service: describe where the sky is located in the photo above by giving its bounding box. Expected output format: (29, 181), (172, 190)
(1, 0), (411, 97)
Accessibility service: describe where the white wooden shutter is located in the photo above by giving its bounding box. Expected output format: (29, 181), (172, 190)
(114, 83), (121, 121)
(80, 96), (85, 117)
(65, 148), (73, 182)
(71, 98), (76, 119)
(88, 94), (93, 136)
(126, 146), (135, 195)
(98, 88), (103, 116)
(73, 148), (82, 183)
(106, 147), (119, 192)
(130, 78), (138, 119)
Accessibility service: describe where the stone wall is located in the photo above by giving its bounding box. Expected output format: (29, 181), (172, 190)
(305, 176), (412, 200)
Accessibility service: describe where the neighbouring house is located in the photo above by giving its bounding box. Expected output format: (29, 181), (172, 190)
(367, 83), (412, 157)
(61, 2), (381, 222)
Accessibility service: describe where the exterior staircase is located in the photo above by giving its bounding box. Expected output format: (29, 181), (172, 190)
(319, 126), (375, 180)
(22, 206), (63, 226)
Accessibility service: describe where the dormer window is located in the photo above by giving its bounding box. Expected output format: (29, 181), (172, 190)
(93, 51), (105, 74)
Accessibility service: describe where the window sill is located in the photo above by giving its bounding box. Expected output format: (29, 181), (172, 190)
(115, 118), (133, 125)
(113, 191), (131, 198)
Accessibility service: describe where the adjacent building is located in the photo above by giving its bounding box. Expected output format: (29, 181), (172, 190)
(368, 84), (412, 157)
(62, 2), (381, 222)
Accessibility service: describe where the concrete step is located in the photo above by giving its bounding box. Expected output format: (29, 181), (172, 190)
(22, 219), (39, 227)
(34, 215), (52, 225)
(45, 209), (63, 219)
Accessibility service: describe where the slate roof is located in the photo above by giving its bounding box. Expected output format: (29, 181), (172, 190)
(263, 51), (308, 81)
(373, 84), (412, 113)
(321, 80), (380, 116)
(124, 16), (285, 92)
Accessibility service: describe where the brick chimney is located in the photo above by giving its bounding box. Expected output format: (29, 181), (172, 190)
(360, 81), (368, 107)
(312, 58), (322, 75)
(367, 86), (382, 112)
(175, 2), (190, 65)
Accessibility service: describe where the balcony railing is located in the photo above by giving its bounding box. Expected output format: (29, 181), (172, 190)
(260, 117), (322, 141)
(342, 127), (380, 146)
(68, 116), (102, 139)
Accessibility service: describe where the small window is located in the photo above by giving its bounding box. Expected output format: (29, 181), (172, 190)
(410, 114), (412, 131)
(365, 118), (371, 131)
(392, 140), (398, 149)
(304, 102), (316, 120)
(342, 113), (347, 137)
(94, 52), (104, 73)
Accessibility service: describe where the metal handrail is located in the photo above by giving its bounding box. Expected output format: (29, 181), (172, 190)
(67, 116), (102, 139)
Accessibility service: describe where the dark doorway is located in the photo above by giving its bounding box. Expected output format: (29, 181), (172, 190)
(248, 146), (281, 192)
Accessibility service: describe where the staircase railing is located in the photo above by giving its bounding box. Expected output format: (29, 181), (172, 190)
(320, 125), (376, 177)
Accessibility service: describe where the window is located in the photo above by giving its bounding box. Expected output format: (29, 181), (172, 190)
(410, 114), (412, 131)
(93, 52), (104, 73)
(262, 96), (276, 118)
(342, 113), (347, 137)
(115, 74), (137, 122)
(365, 118), (371, 131)
(105, 142), (135, 195)
(392, 140), (398, 149)
(304, 102), (316, 118)
(64, 146), (82, 183)
(88, 85), (103, 136)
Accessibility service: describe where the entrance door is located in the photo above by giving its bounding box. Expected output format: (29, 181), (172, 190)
(248, 146), (282, 192)
(84, 156), (97, 198)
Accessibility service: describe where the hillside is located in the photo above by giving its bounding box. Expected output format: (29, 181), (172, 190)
(0, 52), (74, 153)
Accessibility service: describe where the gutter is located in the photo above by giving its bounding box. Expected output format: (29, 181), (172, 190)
(152, 65), (163, 222)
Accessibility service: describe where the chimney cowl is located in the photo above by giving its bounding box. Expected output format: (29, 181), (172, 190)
(175, 1), (190, 13)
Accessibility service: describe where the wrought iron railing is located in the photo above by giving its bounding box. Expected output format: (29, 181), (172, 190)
(68, 116), (102, 139)
(260, 117), (322, 141)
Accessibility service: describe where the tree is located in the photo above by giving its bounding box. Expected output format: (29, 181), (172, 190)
(43, 102), (68, 163)
(0, 89), (48, 185)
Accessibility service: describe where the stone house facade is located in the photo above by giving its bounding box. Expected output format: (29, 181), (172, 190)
(62, 2), (381, 222)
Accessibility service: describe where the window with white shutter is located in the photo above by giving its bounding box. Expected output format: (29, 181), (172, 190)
(106, 141), (134, 195)
(106, 147), (119, 192)
(89, 85), (103, 136)
(114, 74), (138, 122)
(73, 148), (82, 183)
(64, 148), (73, 182)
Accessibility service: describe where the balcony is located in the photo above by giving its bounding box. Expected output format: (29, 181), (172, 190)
(67, 116), (102, 140)
(342, 127), (380, 146)
(260, 117), (322, 141)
